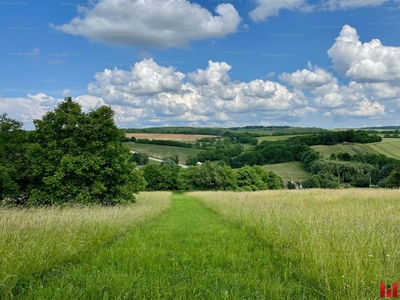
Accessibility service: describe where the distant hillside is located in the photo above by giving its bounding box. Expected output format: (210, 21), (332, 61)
(361, 126), (400, 130)
(123, 126), (327, 137)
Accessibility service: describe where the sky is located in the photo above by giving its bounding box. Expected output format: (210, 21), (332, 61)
(1, 0), (400, 129)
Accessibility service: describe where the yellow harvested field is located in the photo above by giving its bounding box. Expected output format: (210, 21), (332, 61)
(125, 133), (217, 141)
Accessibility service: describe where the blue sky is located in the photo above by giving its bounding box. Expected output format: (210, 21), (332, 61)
(1, 0), (400, 129)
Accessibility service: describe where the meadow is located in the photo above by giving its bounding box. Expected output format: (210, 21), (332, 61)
(0, 192), (171, 298)
(256, 135), (299, 142)
(192, 189), (400, 299)
(362, 138), (400, 159)
(1, 189), (397, 299)
(261, 161), (310, 182)
(311, 143), (374, 158)
(311, 139), (400, 160)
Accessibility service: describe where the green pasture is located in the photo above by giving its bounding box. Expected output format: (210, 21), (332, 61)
(362, 138), (400, 159)
(261, 161), (310, 182)
(256, 135), (299, 142)
(311, 139), (400, 159)
(311, 143), (374, 158)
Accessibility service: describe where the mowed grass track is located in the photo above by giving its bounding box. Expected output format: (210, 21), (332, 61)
(16, 193), (316, 299)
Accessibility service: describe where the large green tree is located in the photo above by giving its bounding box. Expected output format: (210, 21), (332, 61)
(0, 113), (30, 202)
(25, 97), (145, 205)
(386, 166), (400, 188)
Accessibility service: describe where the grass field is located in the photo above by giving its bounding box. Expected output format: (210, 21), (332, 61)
(125, 133), (217, 141)
(16, 193), (305, 299)
(124, 142), (202, 163)
(311, 139), (400, 159)
(193, 189), (400, 299)
(257, 135), (299, 142)
(0, 192), (171, 298)
(362, 138), (400, 159)
(1, 190), (398, 299)
(261, 161), (310, 182)
(311, 143), (374, 158)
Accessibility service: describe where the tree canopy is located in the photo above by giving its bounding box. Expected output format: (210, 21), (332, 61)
(1, 98), (145, 206)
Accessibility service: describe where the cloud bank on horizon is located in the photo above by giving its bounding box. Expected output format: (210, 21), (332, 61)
(1, 0), (400, 129)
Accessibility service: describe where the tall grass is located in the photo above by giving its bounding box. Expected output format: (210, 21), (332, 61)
(191, 189), (400, 299)
(0, 192), (171, 298)
(15, 193), (318, 299)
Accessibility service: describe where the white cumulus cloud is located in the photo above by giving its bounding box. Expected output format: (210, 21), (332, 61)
(333, 99), (385, 117)
(85, 59), (309, 125)
(328, 25), (400, 82)
(279, 63), (334, 89)
(51, 0), (241, 49)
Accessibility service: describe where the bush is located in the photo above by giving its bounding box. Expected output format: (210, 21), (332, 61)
(129, 152), (149, 166)
(353, 177), (370, 188)
(302, 175), (321, 189)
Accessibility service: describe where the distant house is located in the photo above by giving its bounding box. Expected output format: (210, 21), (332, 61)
(284, 180), (301, 189)
(176, 139), (181, 141)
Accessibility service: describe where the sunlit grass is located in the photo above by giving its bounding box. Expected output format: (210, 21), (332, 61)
(16, 193), (318, 299)
(0, 192), (171, 298)
(191, 189), (400, 299)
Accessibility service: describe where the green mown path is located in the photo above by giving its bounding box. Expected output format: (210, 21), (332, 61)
(19, 194), (315, 299)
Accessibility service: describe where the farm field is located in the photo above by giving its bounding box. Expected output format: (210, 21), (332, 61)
(257, 135), (299, 142)
(362, 138), (400, 159)
(125, 133), (217, 141)
(311, 143), (375, 158)
(261, 161), (310, 182)
(123, 142), (202, 163)
(2, 190), (397, 299)
(311, 139), (400, 159)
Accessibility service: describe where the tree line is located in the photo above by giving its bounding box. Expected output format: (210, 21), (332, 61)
(135, 138), (194, 148)
(140, 162), (283, 192)
(123, 126), (330, 138)
(300, 150), (400, 188)
(287, 130), (382, 145)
